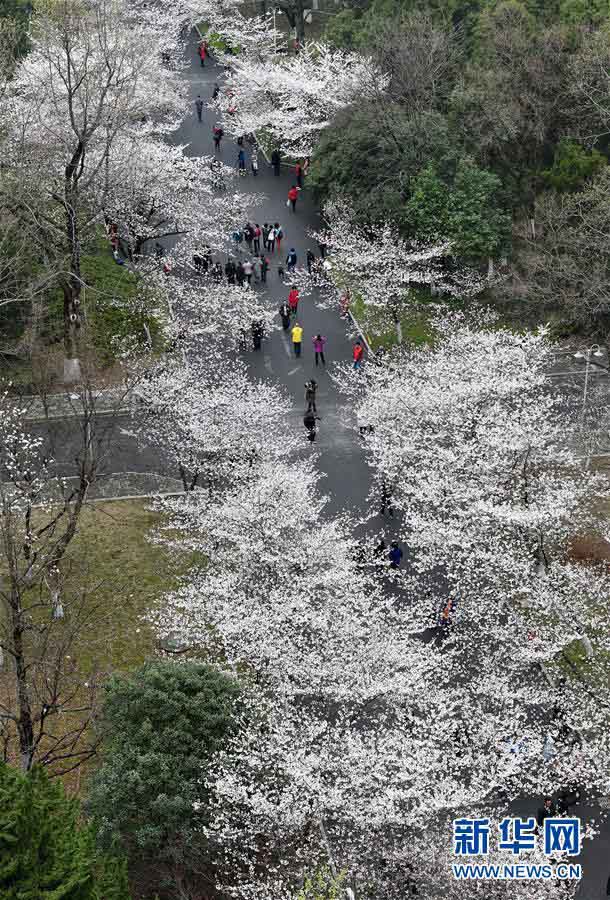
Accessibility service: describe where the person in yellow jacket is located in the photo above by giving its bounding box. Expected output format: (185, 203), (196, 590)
(291, 322), (303, 357)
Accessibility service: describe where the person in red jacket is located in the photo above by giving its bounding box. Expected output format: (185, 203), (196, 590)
(353, 340), (364, 370)
(288, 285), (299, 314)
(287, 185), (299, 213)
(198, 40), (207, 67)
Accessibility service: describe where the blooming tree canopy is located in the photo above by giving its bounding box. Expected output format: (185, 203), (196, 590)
(0, 0), (188, 378)
(217, 44), (388, 156)
(312, 202), (486, 342)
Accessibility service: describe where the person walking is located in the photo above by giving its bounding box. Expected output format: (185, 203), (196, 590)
(262, 222), (270, 249)
(438, 596), (456, 634)
(253, 224), (261, 254)
(286, 248), (297, 273)
(291, 321), (303, 357)
(353, 340), (364, 370)
(236, 260), (245, 286)
(244, 223), (254, 253)
(260, 254), (269, 283)
(251, 147), (259, 176)
(389, 541), (403, 570)
(251, 320), (264, 350)
(306, 248), (315, 274)
(198, 40), (207, 67)
(287, 185), (299, 213)
(271, 148), (281, 176)
(211, 261), (223, 283)
(305, 379), (318, 412)
(536, 798), (557, 830)
(267, 224), (276, 253)
(195, 95), (204, 122)
(225, 258), (236, 285)
(243, 258), (253, 285)
(288, 285), (299, 315)
(237, 148), (246, 176)
(232, 228), (243, 255)
(274, 222), (283, 254)
(303, 409), (320, 442)
(295, 162), (303, 188)
(279, 301), (291, 330)
(212, 82), (220, 101)
(340, 291), (351, 318)
(318, 239), (327, 259)
(213, 124), (223, 152)
(312, 333), (327, 367)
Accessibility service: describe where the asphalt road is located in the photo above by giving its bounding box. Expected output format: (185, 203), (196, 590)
(173, 39), (388, 531)
(29, 413), (167, 482)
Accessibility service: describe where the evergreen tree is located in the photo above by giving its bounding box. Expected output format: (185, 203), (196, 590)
(0, 763), (130, 899)
(87, 660), (240, 895)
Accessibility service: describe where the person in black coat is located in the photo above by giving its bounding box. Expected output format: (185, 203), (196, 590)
(271, 148), (281, 176)
(225, 259), (236, 285)
(279, 302), (290, 330)
(251, 320), (264, 350)
(536, 797), (556, 829)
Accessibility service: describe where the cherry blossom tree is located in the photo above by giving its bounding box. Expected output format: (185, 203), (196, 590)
(337, 314), (610, 791)
(0, 381), (135, 772)
(100, 137), (252, 259)
(148, 413), (608, 897)
(131, 357), (296, 492)
(312, 202), (486, 343)
(216, 45), (388, 156)
(0, 0), (187, 380)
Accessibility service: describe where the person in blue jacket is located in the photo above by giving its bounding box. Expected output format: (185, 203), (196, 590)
(388, 541), (403, 569)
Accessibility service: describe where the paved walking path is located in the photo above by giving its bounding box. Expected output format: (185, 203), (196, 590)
(21, 388), (131, 421)
(173, 38), (383, 525)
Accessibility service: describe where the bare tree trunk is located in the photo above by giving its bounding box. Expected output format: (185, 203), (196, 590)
(279, 0), (305, 42)
(390, 301), (403, 345)
(12, 600), (35, 771)
(0, 386), (131, 773)
(294, 0), (305, 42)
(63, 142), (85, 383)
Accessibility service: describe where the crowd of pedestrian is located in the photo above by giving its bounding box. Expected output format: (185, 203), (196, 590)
(183, 68), (372, 449)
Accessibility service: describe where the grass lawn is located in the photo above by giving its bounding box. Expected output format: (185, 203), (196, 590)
(0, 499), (198, 791)
(349, 294), (436, 352)
(62, 500), (192, 675)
